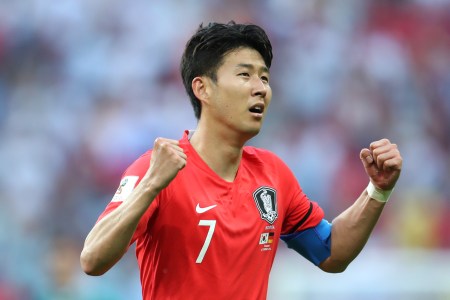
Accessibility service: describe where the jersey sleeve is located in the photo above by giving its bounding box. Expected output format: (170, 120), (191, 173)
(96, 150), (157, 244)
(281, 190), (324, 235)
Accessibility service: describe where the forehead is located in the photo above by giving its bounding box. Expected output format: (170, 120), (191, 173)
(220, 47), (268, 70)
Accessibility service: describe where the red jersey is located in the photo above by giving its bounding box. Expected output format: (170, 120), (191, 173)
(98, 131), (324, 300)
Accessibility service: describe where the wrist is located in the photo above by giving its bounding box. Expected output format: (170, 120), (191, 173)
(366, 182), (393, 203)
(141, 175), (164, 197)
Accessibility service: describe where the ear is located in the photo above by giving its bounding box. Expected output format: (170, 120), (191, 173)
(192, 76), (210, 104)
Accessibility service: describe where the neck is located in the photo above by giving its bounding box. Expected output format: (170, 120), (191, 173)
(189, 125), (248, 182)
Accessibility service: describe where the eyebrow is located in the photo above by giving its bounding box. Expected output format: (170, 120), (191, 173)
(236, 63), (270, 74)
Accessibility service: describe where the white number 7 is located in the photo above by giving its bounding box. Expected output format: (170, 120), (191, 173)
(196, 220), (216, 264)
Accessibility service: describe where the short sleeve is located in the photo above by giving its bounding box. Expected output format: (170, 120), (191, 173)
(96, 150), (157, 244)
(281, 190), (325, 235)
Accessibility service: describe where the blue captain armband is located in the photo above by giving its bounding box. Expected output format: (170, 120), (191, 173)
(281, 219), (332, 266)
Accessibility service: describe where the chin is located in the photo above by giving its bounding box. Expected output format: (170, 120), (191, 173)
(242, 126), (262, 139)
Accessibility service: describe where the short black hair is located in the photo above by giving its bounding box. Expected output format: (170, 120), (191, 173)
(180, 21), (273, 119)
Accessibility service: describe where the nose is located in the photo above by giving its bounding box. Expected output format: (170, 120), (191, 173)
(251, 77), (268, 98)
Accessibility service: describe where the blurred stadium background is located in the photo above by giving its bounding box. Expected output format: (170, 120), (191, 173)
(1, 0), (449, 299)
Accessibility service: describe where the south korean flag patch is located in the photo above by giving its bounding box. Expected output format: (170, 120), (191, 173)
(253, 186), (278, 224)
(111, 176), (139, 202)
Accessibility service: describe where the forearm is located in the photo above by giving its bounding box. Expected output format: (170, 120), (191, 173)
(319, 189), (385, 272)
(80, 180), (159, 275)
(80, 138), (187, 275)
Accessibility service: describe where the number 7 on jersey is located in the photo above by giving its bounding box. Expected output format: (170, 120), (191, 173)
(196, 220), (216, 263)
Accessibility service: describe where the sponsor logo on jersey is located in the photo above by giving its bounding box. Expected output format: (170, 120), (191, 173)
(195, 203), (217, 214)
(111, 176), (139, 202)
(253, 186), (278, 224)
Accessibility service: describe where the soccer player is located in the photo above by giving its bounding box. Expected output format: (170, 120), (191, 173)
(80, 21), (402, 299)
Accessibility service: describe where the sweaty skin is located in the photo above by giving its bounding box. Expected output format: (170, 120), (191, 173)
(80, 138), (186, 275)
(80, 47), (403, 276)
(319, 139), (402, 272)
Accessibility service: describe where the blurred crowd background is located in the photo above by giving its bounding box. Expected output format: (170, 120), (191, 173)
(1, 0), (449, 299)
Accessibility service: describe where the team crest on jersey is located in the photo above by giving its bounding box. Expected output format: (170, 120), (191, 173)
(253, 186), (278, 224)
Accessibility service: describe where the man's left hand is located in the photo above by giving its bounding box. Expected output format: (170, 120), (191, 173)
(360, 139), (403, 191)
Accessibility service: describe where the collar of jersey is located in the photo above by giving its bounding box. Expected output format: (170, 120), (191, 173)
(179, 130), (242, 186)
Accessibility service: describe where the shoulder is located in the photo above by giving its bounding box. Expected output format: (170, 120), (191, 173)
(121, 149), (153, 178)
(243, 146), (298, 184)
(243, 145), (277, 159)
(243, 146), (287, 167)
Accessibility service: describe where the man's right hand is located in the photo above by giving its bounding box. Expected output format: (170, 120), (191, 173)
(144, 137), (187, 192)
(81, 137), (186, 276)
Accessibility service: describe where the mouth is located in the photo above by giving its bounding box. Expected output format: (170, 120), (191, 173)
(249, 103), (265, 117)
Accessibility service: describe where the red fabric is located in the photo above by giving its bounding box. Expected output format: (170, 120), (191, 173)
(97, 130), (324, 300)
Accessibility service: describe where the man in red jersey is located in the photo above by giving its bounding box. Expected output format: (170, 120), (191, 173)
(81, 21), (402, 299)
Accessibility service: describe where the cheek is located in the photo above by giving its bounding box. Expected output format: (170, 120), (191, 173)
(220, 90), (242, 112)
(214, 97), (234, 119)
(223, 104), (235, 120)
(266, 89), (273, 105)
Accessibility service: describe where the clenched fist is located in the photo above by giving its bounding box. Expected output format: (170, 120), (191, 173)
(360, 138), (402, 191)
(144, 137), (187, 192)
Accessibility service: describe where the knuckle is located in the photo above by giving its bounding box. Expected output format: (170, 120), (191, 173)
(154, 137), (163, 147)
(177, 160), (186, 169)
(372, 148), (381, 156)
(389, 144), (398, 151)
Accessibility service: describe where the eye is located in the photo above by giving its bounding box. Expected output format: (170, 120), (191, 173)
(261, 76), (270, 83)
(238, 72), (250, 77)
